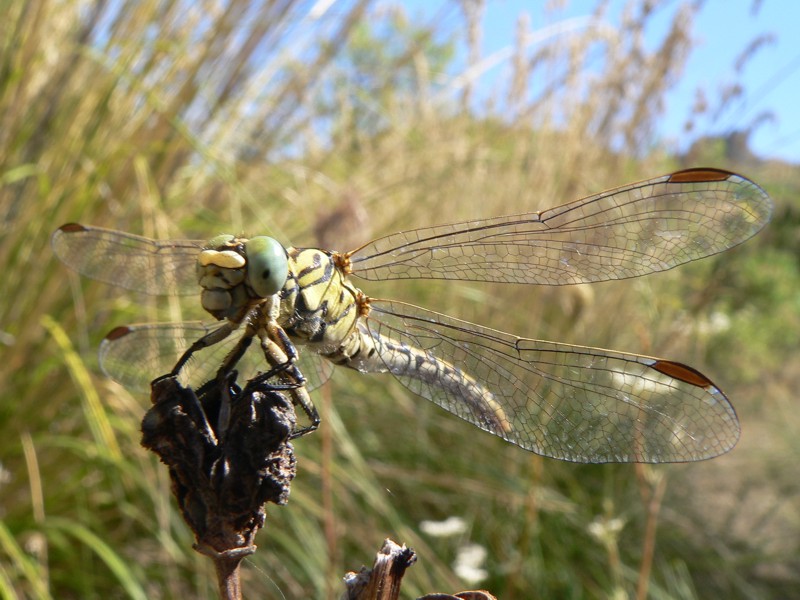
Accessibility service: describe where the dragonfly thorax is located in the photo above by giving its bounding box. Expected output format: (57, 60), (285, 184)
(197, 234), (289, 321)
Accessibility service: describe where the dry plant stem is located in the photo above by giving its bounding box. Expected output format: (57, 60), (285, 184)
(636, 469), (667, 600)
(212, 553), (245, 600)
(142, 374), (297, 600)
(342, 540), (497, 600)
(341, 539), (417, 600)
(321, 384), (340, 598)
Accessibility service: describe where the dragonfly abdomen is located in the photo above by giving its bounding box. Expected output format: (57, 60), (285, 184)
(324, 325), (512, 436)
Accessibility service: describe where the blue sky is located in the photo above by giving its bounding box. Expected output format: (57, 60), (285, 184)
(400, 0), (800, 163)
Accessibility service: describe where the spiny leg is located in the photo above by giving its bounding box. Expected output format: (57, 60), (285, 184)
(259, 321), (320, 438)
(168, 319), (260, 436)
(170, 321), (237, 377)
(205, 320), (312, 436)
(166, 315), (319, 438)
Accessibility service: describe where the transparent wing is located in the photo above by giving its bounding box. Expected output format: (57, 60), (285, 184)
(51, 223), (205, 295)
(100, 321), (233, 391)
(350, 169), (771, 285)
(363, 299), (739, 463)
(99, 320), (334, 393)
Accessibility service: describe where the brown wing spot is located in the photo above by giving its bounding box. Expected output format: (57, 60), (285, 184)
(650, 359), (713, 388)
(667, 168), (734, 184)
(58, 223), (89, 233)
(105, 326), (134, 341)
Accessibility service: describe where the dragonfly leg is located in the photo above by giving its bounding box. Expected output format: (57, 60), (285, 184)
(212, 328), (257, 437)
(246, 367), (318, 439)
(259, 321), (320, 438)
(170, 321), (237, 377)
(203, 321), (315, 438)
(160, 320), (254, 438)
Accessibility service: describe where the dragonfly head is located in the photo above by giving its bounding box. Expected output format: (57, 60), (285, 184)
(197, 234), (289, 320)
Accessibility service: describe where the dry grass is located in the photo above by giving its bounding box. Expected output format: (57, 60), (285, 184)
(1, 0), (797, 598)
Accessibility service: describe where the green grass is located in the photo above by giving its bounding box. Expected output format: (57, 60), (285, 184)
(1, 1), (798, 598)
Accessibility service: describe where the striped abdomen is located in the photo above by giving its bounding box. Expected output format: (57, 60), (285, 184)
(324, 323), (511, 435)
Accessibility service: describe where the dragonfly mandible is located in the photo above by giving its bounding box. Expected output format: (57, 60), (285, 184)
(52, 168), (772, 463)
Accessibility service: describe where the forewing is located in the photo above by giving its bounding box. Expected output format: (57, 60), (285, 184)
(350, 169), (771, 285)
(51, 223), (204, 295)
(363, 300), (739, 463)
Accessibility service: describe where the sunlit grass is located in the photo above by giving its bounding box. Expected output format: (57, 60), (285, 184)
(1, 0), (798, 598)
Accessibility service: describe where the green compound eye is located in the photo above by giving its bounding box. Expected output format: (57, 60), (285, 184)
(245, 236), (288, 298)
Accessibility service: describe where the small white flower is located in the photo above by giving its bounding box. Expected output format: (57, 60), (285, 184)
(588, 516), (625, 545)
(419, 515), (468, 537)
(453, 543), (488, 585)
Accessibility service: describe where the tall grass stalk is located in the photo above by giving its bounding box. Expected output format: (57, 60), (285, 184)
(1, 0), (797, 597)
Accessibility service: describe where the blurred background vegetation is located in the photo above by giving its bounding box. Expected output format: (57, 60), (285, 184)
(1, 0), (798, 598)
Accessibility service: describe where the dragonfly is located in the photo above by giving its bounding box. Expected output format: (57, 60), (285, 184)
(52, 168), (771, 463)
